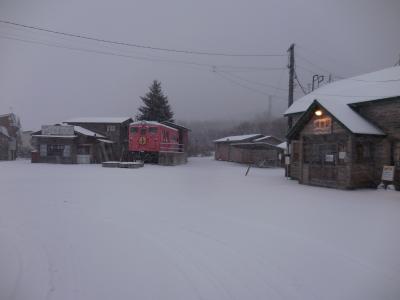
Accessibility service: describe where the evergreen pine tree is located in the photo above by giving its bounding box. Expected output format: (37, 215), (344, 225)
(136, 80), (174, 122)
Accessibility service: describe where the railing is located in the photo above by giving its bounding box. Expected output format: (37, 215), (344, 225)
(159, 142), (185, 153)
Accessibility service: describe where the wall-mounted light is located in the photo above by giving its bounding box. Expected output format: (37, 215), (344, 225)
(315, 110), (323, 116)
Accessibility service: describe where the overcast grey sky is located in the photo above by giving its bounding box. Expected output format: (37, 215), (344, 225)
(0, 0), (399, 129)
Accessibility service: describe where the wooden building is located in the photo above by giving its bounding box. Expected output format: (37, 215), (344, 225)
(64, 117), (133, 160)
(214, 134), (284, 167)
(32, 124), (114, 164)
(0, 126), (11, 160)
(0, 113), (21, 160)
(285, 66), (400, 190)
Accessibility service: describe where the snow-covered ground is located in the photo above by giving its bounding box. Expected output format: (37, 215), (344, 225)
(1, 157), (400, 300)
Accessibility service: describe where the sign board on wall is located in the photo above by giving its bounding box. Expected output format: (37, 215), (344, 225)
(325, 154), (334, 162)
(313, 117), (332, 135)
(381, 165), (395, 182)
(41, 125), (74, 136)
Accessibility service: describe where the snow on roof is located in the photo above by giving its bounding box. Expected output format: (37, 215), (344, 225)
(98, 138), (114, 144)
(130, 121), (178, 131)
(65, 117), (132, 124)
(32, 135), (76, 138)
(0, 126), (10, 138)
(277, 141), (287, 149)
(73, 125), (105, 138)
(214, 134), (263, 143)
(285, 66), (400, 115)
(319, 100), (384, 135)
(253, 136), (270, 142)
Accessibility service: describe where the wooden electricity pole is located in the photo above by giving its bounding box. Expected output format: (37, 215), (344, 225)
(287, 43), (295, 130)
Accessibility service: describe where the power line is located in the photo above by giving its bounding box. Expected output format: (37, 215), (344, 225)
(296, 53), (343, 78)
(0, 19), (286, 57)
(218, 70), (288, 92)
(294, 70), (307, 95)
(0, 33), (286, 72)
(214, 71), (286, 100)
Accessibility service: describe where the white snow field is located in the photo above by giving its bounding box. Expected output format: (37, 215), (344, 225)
(1, 158), (400, 300)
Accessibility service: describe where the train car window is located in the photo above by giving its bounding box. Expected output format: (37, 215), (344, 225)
(149, 127), (158, 134)
(130, 127), (138, 134)
(140, 128), (147, 135)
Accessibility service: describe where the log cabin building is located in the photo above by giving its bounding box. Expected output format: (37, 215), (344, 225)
(32, 124), (114, 164)
(0, 126), (11, 160)
(285, 66), (400, 190)
(64, 117), (133, 160)
(214, 134), (284, 167)
(0, 113), (21, 160)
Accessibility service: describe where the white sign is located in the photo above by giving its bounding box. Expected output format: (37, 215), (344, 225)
(382, 165), (395, 181)
(339, 151), (346, 159)
(325, 154), (334, 162)
(285, 156), (290, 165)
(42, 125), (74, 136)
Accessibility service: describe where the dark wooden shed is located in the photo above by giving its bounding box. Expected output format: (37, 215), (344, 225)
(32, 124), (114, 164)
(64, 117), (133, 160)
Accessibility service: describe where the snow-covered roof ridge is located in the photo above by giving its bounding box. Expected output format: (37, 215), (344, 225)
(214, 134), (263, 143)
(0, 126), (10, 138)
(285, 66), (400, 115)
(130, 121), (178, 131)
(73, 125), (106, 138)
(65, 117), (132, 124)
(277, 141), (287, 150)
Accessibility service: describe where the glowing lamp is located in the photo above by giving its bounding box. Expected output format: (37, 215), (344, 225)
(315, 110), (323, 116)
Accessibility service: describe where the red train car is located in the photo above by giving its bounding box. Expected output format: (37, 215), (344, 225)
(128, 121), (180, 162)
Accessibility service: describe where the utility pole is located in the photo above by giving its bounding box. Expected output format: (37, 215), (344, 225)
(286, 43), (295, 179)
(287, 43), (295, 130)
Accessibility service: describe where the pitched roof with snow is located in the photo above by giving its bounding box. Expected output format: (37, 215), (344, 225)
(287, 100), (385, 138)
(73, 125), (105, 138)
(277, 141), (287, 150)
(285, 66), (400, 116)
(130, 121), (178, 131)
(65, 117), (132, 124)
(214, 134), (263, 143)
(0, 126), (10, 138)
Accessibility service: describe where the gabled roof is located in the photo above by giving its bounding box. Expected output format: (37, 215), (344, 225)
(253, 135), (283, 144)
(214, 134), (264, 143)
(285, 66), (400, 116)
(0, 126), (10, 138)
(130, 121), (178, 131)
(73, 126), (105, 138)
(231, 142), (284, 150)
(161, 121), (191, 131)
(277, 141), (287, 150)
(287, 100), (384, 139)
(65, 117), (132, 124)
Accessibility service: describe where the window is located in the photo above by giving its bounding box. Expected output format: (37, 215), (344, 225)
(130, 127), (138, 134)
(48, 144), (64, 156)
(77, 146), (90, 155)
(106, 125), (116, 132)
(63, 145), (71, 158)
(356, 142), (373, 163)
(162, 130), (170, 142)
(149, 127), (158, 134)
(40, 144), (47, 157)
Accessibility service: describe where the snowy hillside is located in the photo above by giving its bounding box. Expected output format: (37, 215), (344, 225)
(1, 158), (400, 300)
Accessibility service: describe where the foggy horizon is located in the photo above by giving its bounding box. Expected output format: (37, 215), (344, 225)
(1, 0), (400, 130)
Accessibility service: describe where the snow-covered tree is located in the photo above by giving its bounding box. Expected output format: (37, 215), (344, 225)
(136, 80), (174, 122)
